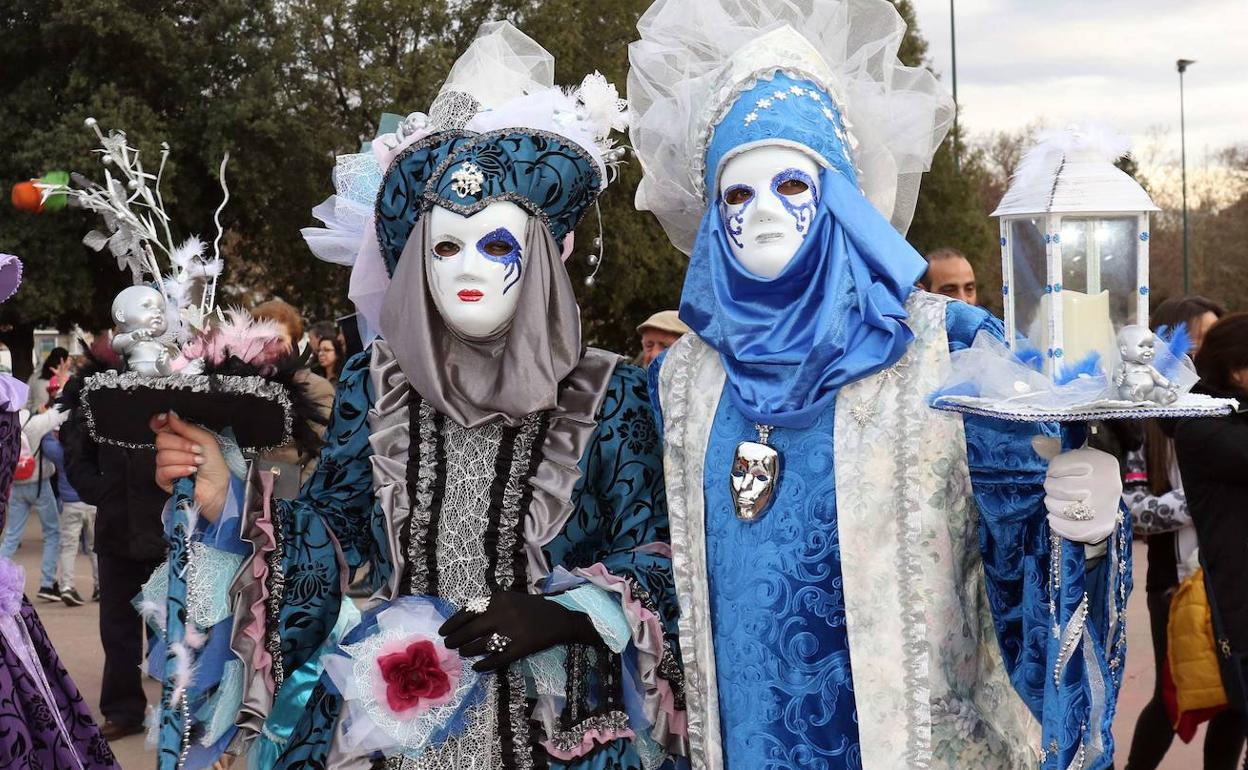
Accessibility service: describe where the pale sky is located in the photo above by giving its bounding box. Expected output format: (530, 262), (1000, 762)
(911, 0), (1248, 172)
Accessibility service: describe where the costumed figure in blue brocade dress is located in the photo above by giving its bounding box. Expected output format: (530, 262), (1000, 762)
(150, 22), (688, 770)
(629, 2), (1131, 769)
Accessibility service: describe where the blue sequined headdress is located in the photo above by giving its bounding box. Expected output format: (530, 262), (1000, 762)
(703, 71), (858, 196)
(629, 1), (955, 428)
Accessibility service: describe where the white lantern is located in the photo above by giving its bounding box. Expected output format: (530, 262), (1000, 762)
(931, 126), (1236, 423)
(993, 127), (1157, 379)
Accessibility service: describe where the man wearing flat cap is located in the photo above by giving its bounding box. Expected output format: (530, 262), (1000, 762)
(636, 310), (691, 367)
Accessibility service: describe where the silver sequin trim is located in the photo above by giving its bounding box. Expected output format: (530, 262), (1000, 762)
(494, 413), (542, 592)
(265, 509), (287, 689)
(407, 399), (438, 596)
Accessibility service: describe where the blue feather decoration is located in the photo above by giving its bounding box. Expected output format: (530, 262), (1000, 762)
(1015, 346), (1045, 373)
(1055, 351), (1103, 385)
(1156, 322), (1192, 380)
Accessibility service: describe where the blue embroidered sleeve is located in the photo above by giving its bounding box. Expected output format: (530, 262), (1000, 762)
(946, 301), (1130, 770)
(548, 364), (677, 633)
(543, 363), (686, 761)
(273, 350), (390, 685)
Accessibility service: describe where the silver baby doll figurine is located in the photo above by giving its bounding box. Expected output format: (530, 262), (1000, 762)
(111, 285), (179, 377)
(1114, 324), (1179, 405)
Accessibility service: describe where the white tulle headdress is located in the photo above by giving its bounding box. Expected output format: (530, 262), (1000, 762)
(628, 0), (954, 254)
(302, 21), (626, 345)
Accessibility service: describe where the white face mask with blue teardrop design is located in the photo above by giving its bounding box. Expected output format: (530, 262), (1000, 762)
(426, 201), (530, 339)
(718, 144), (822, 280)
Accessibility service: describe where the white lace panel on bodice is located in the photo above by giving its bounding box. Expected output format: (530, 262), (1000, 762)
(433, 418), (503, 605)
(382, 395), (545, 770)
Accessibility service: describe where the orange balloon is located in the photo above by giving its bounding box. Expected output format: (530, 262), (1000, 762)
(11, 180), (43, 213)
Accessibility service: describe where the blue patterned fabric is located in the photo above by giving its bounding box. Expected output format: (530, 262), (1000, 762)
(688, 301), (1128, 770)
(704, 72), (856, 193)
(376, 130), (602, 274)
(681, 167), (925, 429)
(545, 363), (686, 768)
(704, 402), (859, 770)
(246, 601), (360, 769)
(428, 131), (601, 243)
(261, 359), (683, 769)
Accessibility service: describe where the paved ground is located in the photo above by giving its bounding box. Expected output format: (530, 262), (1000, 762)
(8, 517), (1228, 769)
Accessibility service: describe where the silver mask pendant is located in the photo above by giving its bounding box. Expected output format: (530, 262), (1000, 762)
(731, 424), (779, 521)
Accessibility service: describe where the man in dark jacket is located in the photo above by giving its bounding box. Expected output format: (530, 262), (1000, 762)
(61, 381), (167, 741)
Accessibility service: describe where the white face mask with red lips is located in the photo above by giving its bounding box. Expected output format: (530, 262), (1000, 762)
(426, 201), (531, 339)
(718, 144), (823, 280)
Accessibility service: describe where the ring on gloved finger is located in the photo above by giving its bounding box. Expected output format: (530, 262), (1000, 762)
(1060, 501), (1095, 521)
(464, 596), (491, 615)
(486, 632), (512, 654)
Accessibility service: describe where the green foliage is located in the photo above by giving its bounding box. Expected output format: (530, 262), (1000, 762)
(0, 0), (680, 361)
(908, 133), (1002, 313)
(891, 0), (1001, 313)
(0, 0), (354, 333)
(0, 0), (1021, 365)
(891, 0), (928, 68)
(517, 0), (687, 354)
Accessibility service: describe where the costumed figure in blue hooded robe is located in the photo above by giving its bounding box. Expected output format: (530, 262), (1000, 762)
(628, 2), (1131, 769)
(149, 22), (688, 770)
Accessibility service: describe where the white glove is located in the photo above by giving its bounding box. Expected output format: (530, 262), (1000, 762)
(1034, 437), (1123, 544)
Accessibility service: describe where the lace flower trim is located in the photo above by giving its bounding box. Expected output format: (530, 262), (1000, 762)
(542, 711), (633, 760)
(655, 333), (721, 766)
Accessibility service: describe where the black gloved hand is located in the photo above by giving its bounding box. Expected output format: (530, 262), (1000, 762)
(439, 591), (600, 672)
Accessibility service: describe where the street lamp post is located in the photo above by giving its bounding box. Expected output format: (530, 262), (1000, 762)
(951, 0), (959, 173)
(1177, 58), (1195, 293)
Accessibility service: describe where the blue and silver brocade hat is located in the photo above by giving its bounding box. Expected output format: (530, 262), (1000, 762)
(376, 127), (603, 274)
(373, 28), (626, 277)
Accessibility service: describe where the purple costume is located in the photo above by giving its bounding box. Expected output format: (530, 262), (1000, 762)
(0, 252), (119, 770)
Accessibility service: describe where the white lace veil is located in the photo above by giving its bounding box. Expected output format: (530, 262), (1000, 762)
(436, 20), (555, 110)
(628, 0), (954, 254)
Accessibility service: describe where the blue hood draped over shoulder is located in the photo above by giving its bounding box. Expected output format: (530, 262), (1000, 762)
(681, 165), (927, 429)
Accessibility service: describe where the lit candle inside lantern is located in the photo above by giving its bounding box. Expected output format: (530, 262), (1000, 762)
(1034, 289), (1116, 376)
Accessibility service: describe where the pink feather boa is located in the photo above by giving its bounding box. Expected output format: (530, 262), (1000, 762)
(180, 308), (288, 375)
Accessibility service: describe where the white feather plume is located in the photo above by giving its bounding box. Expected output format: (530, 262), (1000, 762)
(169, 641), (194, 708)
(170, 236), (205, 269)
(183, 623), (208, 650)
(1012, 123), (1132, 193)
(187, 258), (223, 279)
(180, 501), (201, 543)
(575, 72), (628, 141)
(144, 705), (160, 748)
(38, 120), (230, 336)
(138, 598), (167, 630)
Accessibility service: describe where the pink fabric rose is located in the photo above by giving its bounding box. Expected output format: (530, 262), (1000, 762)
(377, 639), (456, 714)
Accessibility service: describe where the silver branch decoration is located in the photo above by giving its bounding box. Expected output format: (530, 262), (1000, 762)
(36, 118), (229, 342)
